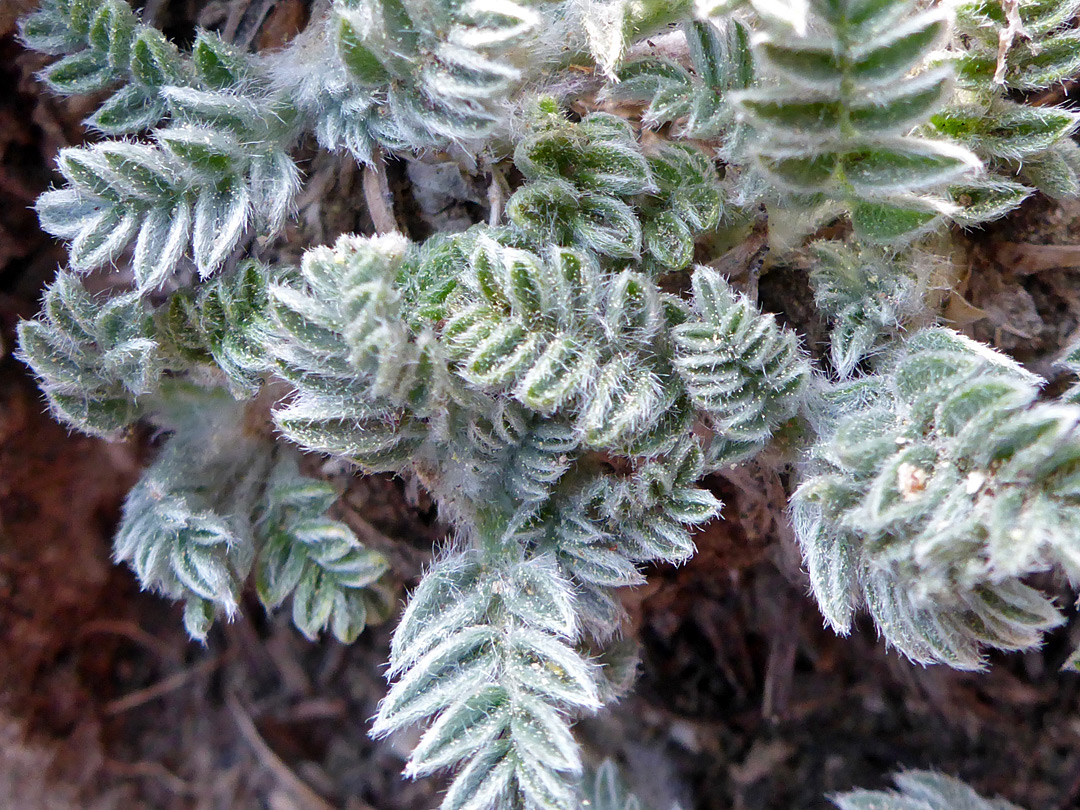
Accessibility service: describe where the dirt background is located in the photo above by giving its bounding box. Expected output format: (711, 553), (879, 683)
(4, 3), (1080, 810)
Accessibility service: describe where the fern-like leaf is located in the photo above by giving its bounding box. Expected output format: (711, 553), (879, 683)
(113, 385), (269, 639)
(16, 271), (160, 436)
(833, 770), (1025, 810)
(734, 0), (982, 241)
(794, 328), (1080, 668)
(20, 0), (181, 133)
(608, 19), (752, 144)
(673, 266), (809, 461)
(256, 457), (390, 643)
(373, 549), (600, 810)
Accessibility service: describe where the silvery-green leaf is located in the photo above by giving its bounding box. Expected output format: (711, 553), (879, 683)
(132, 202), (191, 290)
(192, 178), (251, 276)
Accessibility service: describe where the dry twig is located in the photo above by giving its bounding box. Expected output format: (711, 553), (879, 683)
(226, 693), (364, 810)
(362, 149), (399, 235)
(103, 653), (229, 715)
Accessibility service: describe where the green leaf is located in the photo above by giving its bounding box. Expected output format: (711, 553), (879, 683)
(850, 200), (938, 242)
(822, 0), (908, 35)
(757, 151), (839, 191)
(58, 148), (120, 200)
(931, 103), (1080, 160)
(337, 14), (391, 85)
(847, 70), (951, 133)
(88, 0), (136, 69)
(842, 140), (979, 194)
(408, 687), (510, 777)
(70, 208), (139, 271)
(183, 598), (216, 642)
(19, 9), (82, 55)
(949, 179), (1032, 228)
(87, 84), (164, 134)
(129, 27), (184, 87)
(440, 742), (516, 810)
(329, 591), (370, 643)
(192, 31), (251, 88)
(580, 356), (662, 448)
(98, 142), (177, 199)
(849, 11), (948, 84)
(158, 126), (244, 177)
(192, 178), (251, 276)
(575, 141), (656, 196)
(61, 0), (98, 37)
(461, 322), (541, 388)
(43, 50), (114, 94)
(739, 93), (842, 133)
(573, 195), (642, 258)
(606, 270), (661, 338)
(274, 401), (422, 470)
(514, 336), (595, 413)
(756, 40), (843, 87)
(292, 567), (336, 639)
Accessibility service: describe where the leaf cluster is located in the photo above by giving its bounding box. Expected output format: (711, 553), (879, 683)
(15, 0), (1080, 806)
(833, 770), (1024, 810)
(608, 19), (752, 145)
(114, 384), (389, 642)
(734, 0), (982, 242)
(794, 328), (1080, 668)
(372, 550), (598, 810)
(35, 62), (300, 286)
(21, 0), (181, 133)
(807, 241), (930, 378)
(508, 108), (724, 272)
(16, 271), (160, 436)
(952, 0), (1080, 91)
(265, 111), (808, 808)
(303, 0), (565, 162)
(923, 1), (1080, 219)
